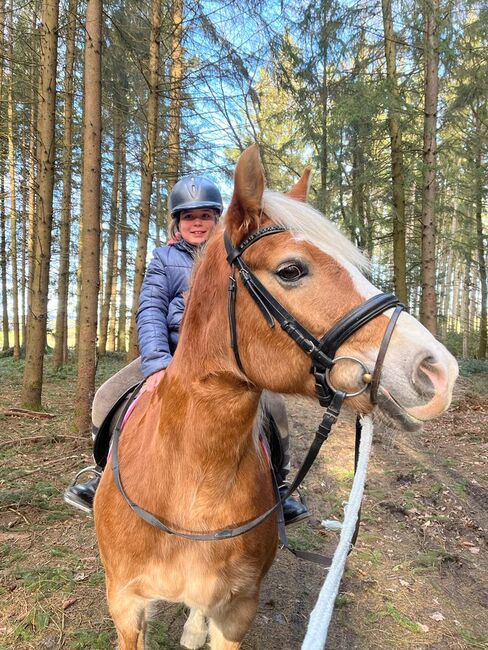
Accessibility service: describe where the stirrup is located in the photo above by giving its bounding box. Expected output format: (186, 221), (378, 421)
(70, 465), (102, 487)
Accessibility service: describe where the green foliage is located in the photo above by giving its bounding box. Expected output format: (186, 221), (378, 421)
(71, 628), (114, 649)
(384, 602), (421, 633)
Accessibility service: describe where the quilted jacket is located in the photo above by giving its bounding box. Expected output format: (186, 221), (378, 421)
(136, 239), (197, 377)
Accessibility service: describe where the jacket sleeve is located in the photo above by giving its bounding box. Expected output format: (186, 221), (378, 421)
(136, 248), (173, 377)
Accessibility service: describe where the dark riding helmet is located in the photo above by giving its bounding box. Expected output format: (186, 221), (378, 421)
(169, 175), (223, 217)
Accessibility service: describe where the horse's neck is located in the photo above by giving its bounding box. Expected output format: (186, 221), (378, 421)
(157, 364), (262, 475)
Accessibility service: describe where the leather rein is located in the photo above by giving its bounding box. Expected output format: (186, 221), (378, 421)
(111, 224), (404, 542)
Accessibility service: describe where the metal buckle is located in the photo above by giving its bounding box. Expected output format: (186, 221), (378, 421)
(325, 356), (371, 397)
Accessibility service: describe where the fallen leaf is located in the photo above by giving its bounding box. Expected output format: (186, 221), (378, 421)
(430, 612), (445, 621)
(63, 597), (77, 610)
(468, 547), (480, 554)
(417, 623), (429, 632)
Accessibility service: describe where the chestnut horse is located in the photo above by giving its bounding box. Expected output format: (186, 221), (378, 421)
(95, 146), (458, 650)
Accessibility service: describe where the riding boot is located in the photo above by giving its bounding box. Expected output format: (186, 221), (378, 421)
(64, 470), (101, 515)
(279, 485), (310, 526)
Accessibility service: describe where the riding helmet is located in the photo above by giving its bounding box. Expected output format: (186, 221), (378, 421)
(169, 175), (223, 217)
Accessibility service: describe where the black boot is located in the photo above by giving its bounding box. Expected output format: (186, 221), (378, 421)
(279, 486), (310, 526)
(64, 471), (101, 514)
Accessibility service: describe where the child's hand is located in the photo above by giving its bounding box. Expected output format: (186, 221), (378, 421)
(142, 369), (166, 393)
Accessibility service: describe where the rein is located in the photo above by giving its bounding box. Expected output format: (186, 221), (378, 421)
(111, 225), (404, 543)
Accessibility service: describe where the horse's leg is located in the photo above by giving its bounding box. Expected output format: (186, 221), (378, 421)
(208, 595), (258, 650)
(180, 608), (208, 649)
(107, 583), (147, 650)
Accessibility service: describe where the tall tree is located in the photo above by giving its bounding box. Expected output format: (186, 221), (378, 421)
(382, 0), (407, 305)
(420, 0), (440, 334)
(0, 0), (8, 351)
(7, 0), (20, 359)
(98, 110), (121, 355)
(53, 0), (78, 368)
(165, 0), (183, 233)
(127, 0), (162, 360)
(117, 125), (128, 353)
(21, 0), (59, 408)
(75, 0), (102, 432)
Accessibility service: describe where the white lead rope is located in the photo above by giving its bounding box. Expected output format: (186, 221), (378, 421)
(301, 415), (374, 650)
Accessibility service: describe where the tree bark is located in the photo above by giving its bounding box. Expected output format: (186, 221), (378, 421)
(7, 0), (20, 360)
(318, 0), (329, 216)
(475, 119), (487, 357)
(75, 0), (102, 433)
(107, 228), (118, 352)
(117, 127), (128, 353)
(420, 0), (439, 335)
(382, 0), (408, 305)
(21, 0), (59, 409)
(0, 0), (8, 351)
(99, 110), (121, 355)
(461, 254), (470, 359)
(53, 0), (77, 368)
(0, 166), (8, 350)
(26, 44), (39, 350)
(127, 0), (162, 360)
(165, 0), (183, 234)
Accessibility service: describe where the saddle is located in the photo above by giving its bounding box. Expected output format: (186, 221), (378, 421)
(93, 383), (143, 468)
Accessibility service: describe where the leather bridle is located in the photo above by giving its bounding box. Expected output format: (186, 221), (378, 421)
(224, 226), (403, 408)
(111, 224), (404, 544)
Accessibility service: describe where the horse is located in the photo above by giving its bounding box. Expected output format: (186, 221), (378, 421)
(94, 145), (458, 650)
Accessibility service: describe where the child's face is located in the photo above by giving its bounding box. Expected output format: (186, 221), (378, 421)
(178, 208), (218, 245)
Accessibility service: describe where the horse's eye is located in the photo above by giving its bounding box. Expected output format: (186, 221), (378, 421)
(276, 263), (306, 283)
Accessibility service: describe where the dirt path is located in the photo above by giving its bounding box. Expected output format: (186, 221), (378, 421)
(0, 358), (486, 649)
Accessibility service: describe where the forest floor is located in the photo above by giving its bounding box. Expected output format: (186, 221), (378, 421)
(0, 355), (487, 650)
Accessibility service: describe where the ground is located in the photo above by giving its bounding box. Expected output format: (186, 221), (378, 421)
(0, 356), (486, 650)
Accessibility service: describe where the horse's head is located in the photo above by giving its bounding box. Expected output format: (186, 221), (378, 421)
(211, 145), (457, 431)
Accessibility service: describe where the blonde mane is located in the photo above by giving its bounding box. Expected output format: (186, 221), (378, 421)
(263, 190), (370, 271)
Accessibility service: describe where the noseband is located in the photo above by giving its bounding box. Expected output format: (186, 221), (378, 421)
(224, 226), (404, 408)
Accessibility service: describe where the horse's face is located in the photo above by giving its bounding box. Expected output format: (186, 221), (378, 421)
(223, 146), (458, 432)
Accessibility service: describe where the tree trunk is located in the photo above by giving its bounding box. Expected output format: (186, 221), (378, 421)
(0, 167), (8, 350)
(462, 254), (471, 359)
(107, 225), (119, 352)
(99, 110), (121, 355)
(7, 0), (20, 360)
(117, 129), (128, 353)
(127, 0), (161, 360)
(26, 48), (39, 350)
(75, 0), (102, 433)
(165, 0), (183, 234)
(475, 123), (487, 358)
(318, 1), (328, 216)
(21, 0), (59, 409)
(0, 0), (8, 351)
(53, 0), (77, 368)
(21, 124), (28, 346)
(381, 0), (407, 305)
(420, 0), (439, 335)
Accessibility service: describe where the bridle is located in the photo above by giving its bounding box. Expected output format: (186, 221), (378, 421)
(224, 225), (403, 408)
(111, 224), (404, 544)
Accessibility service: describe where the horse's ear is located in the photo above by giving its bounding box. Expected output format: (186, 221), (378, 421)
(287, 167), (312, 202)
(225, 144), (266, 241)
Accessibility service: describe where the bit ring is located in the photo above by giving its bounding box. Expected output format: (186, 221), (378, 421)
(325, 356), (371, 397)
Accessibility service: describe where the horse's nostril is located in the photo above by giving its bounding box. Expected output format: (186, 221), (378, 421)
(412, 355), (437, 399)
(413, 354), (444, 398)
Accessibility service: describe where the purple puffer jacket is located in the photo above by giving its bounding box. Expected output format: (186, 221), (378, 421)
(136, 239), (197, 377)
